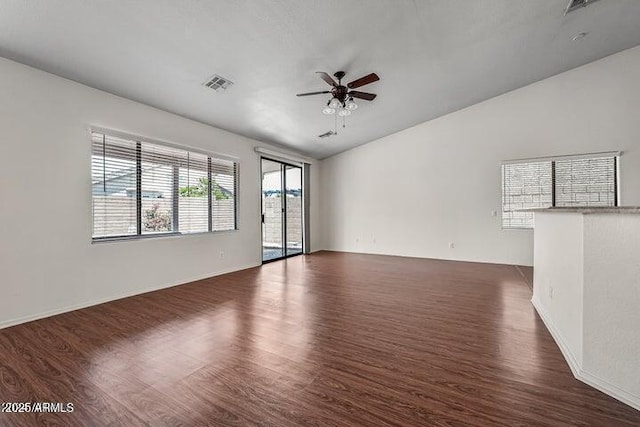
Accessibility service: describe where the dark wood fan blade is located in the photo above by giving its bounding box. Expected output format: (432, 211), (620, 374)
(347, 73), (379, 89)
(316, 72), (337, 87)
(296, 91), (332, 97)
(349, 91), (377, 101)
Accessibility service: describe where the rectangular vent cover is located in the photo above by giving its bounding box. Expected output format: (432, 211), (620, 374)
(565, 0), (601, 14)
(203, 74), (234, 91)
(318, 131), (335, 139)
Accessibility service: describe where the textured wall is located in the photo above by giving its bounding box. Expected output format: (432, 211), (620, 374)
(320, 45), (640, 266)
(533, 211), (640, 411)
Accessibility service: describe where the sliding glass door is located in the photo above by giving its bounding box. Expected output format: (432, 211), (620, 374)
(261, 158), (303, 262)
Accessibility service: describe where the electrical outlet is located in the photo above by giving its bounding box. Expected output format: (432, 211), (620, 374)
(491, 210), (498, 217)
(449, 242), (455, 249)
(219, 251), (224, 259)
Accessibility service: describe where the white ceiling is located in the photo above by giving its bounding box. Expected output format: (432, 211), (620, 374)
(2, 1), (640, 159)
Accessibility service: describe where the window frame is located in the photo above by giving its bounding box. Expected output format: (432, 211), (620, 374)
(501, 151), (620, 230)
(91, 128), (239, 242)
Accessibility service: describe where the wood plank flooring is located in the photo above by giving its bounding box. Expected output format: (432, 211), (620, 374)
(1, 251), (639, 426)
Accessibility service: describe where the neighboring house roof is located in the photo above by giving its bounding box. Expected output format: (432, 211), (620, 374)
(92, 163), (159, 186)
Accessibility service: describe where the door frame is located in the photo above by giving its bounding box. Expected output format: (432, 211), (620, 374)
(260, 156), (304, 264)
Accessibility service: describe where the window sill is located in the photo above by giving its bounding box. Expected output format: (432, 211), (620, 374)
(91, 229), (239, 244)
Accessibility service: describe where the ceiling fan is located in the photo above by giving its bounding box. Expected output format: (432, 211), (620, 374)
(297, 71), (379, 116)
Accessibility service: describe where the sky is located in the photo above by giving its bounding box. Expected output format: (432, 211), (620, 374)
(262, 167), (302, 193)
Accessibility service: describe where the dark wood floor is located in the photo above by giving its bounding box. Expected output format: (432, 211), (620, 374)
(1, 251), (639, 426)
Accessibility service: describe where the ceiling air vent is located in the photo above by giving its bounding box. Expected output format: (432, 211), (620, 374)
(318, 131), (336, 139)
(564, 0), (601, 15)
(203, 74), (234, 92)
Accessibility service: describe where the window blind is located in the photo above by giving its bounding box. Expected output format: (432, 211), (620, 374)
(91, 134), (138, 238)
(501, 153), (618, 229)
(91, 131), (238, 240)
(555, 157), (616, 207)
(502, 161), (553, 229)
(140, 142), (178, 235)
(211, 158), (238, 232)
(178, 152), (209, 234)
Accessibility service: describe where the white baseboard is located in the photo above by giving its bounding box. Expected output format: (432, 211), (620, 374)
(322, 248), (533, 267)
(0, 263), (259, 330)
(531, 297), (581, 377)
(531, 297), (640, 412)
(578, 365), (640, 412)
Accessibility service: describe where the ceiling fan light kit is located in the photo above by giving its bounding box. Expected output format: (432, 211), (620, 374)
(297, 70), (379, 133)
(328, 97), (342, 109)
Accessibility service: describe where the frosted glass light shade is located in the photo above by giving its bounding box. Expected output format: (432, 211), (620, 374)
(328, 98), (341, 109)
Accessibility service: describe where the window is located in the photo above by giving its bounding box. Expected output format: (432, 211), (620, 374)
(92, 131), (238, 240)
(502, 161), (553, 229)
(501, 153), (618, 229)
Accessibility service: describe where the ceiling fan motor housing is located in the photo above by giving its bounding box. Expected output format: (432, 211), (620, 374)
(331, 85), (349, 106)
(324, 71), (347, 106)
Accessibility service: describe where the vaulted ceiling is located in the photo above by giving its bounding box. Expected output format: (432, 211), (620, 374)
(2, 0), (640, 158)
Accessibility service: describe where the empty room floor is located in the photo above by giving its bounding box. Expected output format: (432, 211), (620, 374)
(1, 252), (638, 426)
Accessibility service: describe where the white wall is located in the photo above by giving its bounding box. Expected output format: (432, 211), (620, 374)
(320, 45), (640, 266)
(532, 211), (640, 410)
(583, 213), (640, 406)
(532, 213), (584, 366)
(532, 212), (584, 367)
(0, 58), (320, 328)
(309, 161), (325, 252)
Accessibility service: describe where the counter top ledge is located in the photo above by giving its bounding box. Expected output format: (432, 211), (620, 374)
(526, 207), (640, 214)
